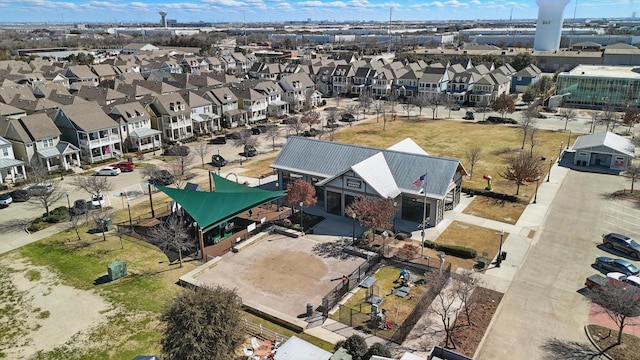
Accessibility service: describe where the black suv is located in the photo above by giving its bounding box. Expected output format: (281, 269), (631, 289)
(209, 136), (227, 145)
(70, 199), (90, 216)
(603, 233), (640, 259)
(340, 113), (356, 122)
(211, 154), (227, 167)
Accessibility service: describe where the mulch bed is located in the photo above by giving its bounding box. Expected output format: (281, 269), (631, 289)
(587, 324), (640, 360)
(439, 287), (503, 357)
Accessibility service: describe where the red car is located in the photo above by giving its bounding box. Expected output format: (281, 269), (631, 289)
(111, 161), (136, 172)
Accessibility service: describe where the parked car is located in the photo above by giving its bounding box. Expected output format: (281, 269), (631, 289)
(595, 257), (640, 276)
(150, 169), (175, 186)
(209, 136), (227, 145)
(70, 199), (90, 216)
(211, 155), (228, 168)
(325, 121), (340, 129)
(451, 104), (461, 111)
(95, 167), (121, 176)
(340, 113), (356, 122)
(603, 233), (640, 259)
(9, 189), (30, 202)
(225, 132), (242, 139)
(25, 183), (54, 196)
(111, 161), (135, 172)
(0, 193), (12, 207)
(91, 194), (106, 208)
(251, 127), (262, 135)
(244, 145), (258, 157)
(536, 113), (548, 119)
(463, 111), (475, 120)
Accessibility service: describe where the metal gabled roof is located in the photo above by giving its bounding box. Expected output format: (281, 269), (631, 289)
(271, 137), (464, 200)
(573, 131), (635, 157)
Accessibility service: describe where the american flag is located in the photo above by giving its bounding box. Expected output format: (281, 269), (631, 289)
(412, 173), (426, 188)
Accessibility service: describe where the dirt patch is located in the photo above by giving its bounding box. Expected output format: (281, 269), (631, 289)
(440, 287), (503, 357)
(462, 196), (527, 225)
(0, 254), (113, 359)
(587, 324), (640, 360)
(246, 251), (328, 294)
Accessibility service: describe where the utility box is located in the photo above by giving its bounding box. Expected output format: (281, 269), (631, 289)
(108, 260), (127, 281)
(96, 217), (113, 232)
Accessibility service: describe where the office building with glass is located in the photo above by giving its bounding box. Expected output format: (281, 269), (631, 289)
(556, 65), (640, 110)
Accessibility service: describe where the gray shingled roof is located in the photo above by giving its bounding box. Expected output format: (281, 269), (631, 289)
(58, 102), (118, 132)
(271, 137), (464, 199)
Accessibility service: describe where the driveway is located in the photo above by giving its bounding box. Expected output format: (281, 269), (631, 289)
(476, 171), (635, 359)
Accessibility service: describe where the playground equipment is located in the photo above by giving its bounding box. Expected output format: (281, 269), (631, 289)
(398, 268), (417, 287)
(483, 174), (493, 191)
(370, 303), (388, 330)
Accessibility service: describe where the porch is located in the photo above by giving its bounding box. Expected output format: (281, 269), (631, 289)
(36, 142), (81, 170)
(0, 158), (27, 185)
(129, 128), (163, 152)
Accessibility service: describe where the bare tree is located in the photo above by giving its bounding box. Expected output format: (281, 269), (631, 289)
(346, 104), (359, 121)
(584, 282), (640, 346)
(465, 146), (482, 179)
(401, 101), (414, 120)
(430, 274), (459, 349)
(520, 109), (538, 150)
(90, 207), (114, 242)
(476, 98), (492, 121)
(232, 128), (260, 152)
(300, 110), (321, 131)
(72, 175), (114, 207)
(26, 159), (64, 216)
(192, 140), (210, 166)
(264, 126), (281, 152)
(285, 115), (304, 136)
(345, 197), (395, 235)
(558, 108), (577, 131)
(411, 94), (429, 116)
(358, 90), (373, 114)
(148, 214), (195, 267)
(455, 272), (478, 326)
(623, 164), (640, 193)
(599, 108), (618, 132)
(527, 126), (539, 158)
(623, 108), (640, 134)
(492, 93), (515, 119)
(169, 153), (195, 188)
(590, 111), (601, 133)
(68, 213), (83, 242)
(427, 92), (445, 119)
(500, 151), (542, 195)
(326, 106), (339, 124)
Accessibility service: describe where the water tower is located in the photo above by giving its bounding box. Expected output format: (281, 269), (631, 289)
(533, 0), (570, 52)
(159, 11), (168, 28)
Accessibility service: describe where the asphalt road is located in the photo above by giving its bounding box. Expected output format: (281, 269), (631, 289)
(476, 170), (638, 359)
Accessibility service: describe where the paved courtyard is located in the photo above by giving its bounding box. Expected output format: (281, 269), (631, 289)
(193, 233), (366, 326)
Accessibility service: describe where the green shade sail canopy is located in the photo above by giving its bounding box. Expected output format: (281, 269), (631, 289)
(155, 173), (286, 233)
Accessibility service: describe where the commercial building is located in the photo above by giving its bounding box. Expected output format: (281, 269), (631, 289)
(555, 65), (640, 109)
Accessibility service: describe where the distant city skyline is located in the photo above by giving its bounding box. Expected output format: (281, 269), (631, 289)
(0, 0), (639, 24)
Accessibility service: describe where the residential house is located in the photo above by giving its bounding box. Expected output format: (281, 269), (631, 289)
(53, 102), (122, 163)
(371, 68), (394, 98)
(418, 67), (449, 95)
(180, 57), (209, 74)
(91, 64), (118, 84)
(447, 72), (480, 104)
(229, 85), (268, 124)
(146, 93), (193, 142)
(65, 65), (99, 90)
(204, 57), (223, 73)
(352, 67), (373, 95)
(121, 43), (160, 55)
(0, 103), (27, 119)
(202, 87), (245, 128)
(76, 86), (127, 106)
(179, 90), (219, 134)
(332, 64), (355, 96)
(396, 68), (422, 98)
(511, 64), (542, 93)
(0, 113), (80, 170)
(220, 55), (238, 74)
(279, 72), (320, 112)
(108, 102), (162, 152)
(0, 135), (27, 185)
(254, 80), (289, 117)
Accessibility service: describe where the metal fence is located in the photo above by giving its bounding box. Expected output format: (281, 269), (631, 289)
(321, 249), (381, 320)
(334, 258), (452, 344)
(242, 318), (289, 345)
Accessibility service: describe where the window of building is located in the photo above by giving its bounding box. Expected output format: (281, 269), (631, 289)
(1, 148), (8, 156)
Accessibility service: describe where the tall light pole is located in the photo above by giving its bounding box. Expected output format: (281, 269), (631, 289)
(66, 193), (71, 219)
(533, 176), (541, 204)
(351, 212), (356, 243)
(420, 172), (428, 258)
(497, 230), (505, 267)
(299, 201), (304, 235)
(547, 158), (553, 182)
(566, 130), (572, 149)
(392, 201), (398, 233)
(557, 141), (564, 162)
(127, 200), (132, 228)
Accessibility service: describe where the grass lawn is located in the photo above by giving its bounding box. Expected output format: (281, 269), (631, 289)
(462, 196), (528, 225)
(587, 324), (640, 360)
(429, 221), (508, 271)
(331, 265), (427, 340)
(239, 154), (278, 178)
(334, 117), (572, 197)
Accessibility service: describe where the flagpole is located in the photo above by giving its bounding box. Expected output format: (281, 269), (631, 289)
(421, 172), (428, 258)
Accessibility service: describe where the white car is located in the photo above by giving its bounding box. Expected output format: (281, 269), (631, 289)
(95, 167), (121, 176)
(91, 194), (106, 208)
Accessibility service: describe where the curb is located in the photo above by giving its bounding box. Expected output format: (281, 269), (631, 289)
(584, 323), (614, 360)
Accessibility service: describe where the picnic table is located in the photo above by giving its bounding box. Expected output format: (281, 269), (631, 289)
(394, 286), (411, 298)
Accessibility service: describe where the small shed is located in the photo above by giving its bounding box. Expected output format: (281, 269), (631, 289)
(571, 132), (635, 171)
(274, 336), (332, 360)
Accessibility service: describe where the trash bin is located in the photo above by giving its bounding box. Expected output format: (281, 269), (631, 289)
(306, 303), (313, 317)
(501, 251), (507, 261)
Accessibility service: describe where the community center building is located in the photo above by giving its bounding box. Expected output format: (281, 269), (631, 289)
(571, 131), (635, 171)
(270, 137), (468, 228)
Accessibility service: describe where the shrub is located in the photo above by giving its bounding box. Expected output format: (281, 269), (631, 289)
(50, 206), (69, 216)
(44, 214), (66, 223)
(395, 232), (409, 240)
(423, 240), (437, 249)
(437, 244), (477, 259)
(28, 222), (41, 232)
(462, 186), (519, 203)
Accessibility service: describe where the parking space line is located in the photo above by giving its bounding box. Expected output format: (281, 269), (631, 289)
(602, 219), (640, 237)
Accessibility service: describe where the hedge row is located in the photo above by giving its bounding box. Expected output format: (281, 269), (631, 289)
(423, 240), (477, 259)
(461, 187), (519, 203)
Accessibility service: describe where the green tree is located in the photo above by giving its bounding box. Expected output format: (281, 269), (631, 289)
(365, 342), (392, 359)
(161, 286), (243, 360)
(522, 88), (536, 104)
(342, 334), (368, 360)
(510, 52), (536, 71)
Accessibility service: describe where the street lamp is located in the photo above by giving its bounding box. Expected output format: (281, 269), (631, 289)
(566, 130), (572, 149)
(496, 230), (505, 267)
(557, 141), (564, 162)
(392, 201), (398, 233)
(127, 200), (132, 228)
(533, 176), (541, 204)
(66, 193), (71, 219)
(351, 212), (356, 243)
(547, 158), (554, 182)
(299, 201), (304, 234)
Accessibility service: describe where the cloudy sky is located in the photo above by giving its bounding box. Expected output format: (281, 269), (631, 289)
(0, 0), (638, 24)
